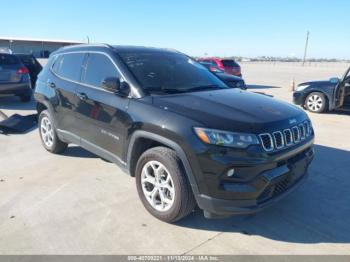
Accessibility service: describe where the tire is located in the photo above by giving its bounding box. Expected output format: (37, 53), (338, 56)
(20, 95), (31, 102)
(135, 146), (196, 223)
(38, 110), (68, 154)
(305, 92), (327, 113)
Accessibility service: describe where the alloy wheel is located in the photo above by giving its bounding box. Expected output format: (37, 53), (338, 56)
(141, 160), (175, 212)
(40, 116), (54, 148)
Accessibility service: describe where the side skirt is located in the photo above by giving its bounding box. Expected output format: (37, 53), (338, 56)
(56, 129), (128, 174)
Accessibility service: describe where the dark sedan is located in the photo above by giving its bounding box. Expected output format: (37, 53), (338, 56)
(199, 62), (246, 89)
(293, 66), (350, 113)
(0, 53), (32, 102)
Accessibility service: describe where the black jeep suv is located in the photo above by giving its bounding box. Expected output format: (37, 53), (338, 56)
(34, 44), (314, 222)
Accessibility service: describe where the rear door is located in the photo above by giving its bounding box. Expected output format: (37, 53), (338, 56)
(50, 52), (86, 135)
(75, 52), (130, 161)
(0, 54), (22, 84)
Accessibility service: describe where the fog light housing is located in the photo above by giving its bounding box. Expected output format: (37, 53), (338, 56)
(227, 168), (235, 177)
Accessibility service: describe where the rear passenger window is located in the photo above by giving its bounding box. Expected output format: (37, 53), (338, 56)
(53, 53), (85, 82)
(83, 53), (119, 87)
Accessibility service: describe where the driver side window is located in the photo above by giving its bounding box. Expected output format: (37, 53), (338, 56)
(82, 53), (120, 88)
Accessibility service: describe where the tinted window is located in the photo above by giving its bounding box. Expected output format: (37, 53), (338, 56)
(58, 53), (85, 81)
(83, 53), (119, 87)
(51, 55), (63, 74)
(221, 60), (239, 67)
(0, 54), (20, 66)
(120, 52), (227, 94)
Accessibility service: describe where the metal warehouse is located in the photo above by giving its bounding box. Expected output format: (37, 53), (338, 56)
(0, 37), (82, 58)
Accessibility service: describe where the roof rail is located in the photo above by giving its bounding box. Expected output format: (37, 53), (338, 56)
(61, 43), (112, 50)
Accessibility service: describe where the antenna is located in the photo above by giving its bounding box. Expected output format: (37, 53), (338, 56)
(302, 31), (310, 66)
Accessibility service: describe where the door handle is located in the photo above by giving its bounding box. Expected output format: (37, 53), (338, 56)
(47, 81), (56, 88)
(76, 92), (88, 101)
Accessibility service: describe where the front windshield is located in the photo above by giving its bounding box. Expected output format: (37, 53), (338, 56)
(119, 52), (228, 94)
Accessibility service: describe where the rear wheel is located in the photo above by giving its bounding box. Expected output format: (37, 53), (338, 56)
(38, 110), (68, 153)
(305, 92), (327, 113)
(135, 147), (196, 223)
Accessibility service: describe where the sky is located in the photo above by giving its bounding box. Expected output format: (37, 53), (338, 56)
(1, 0), (349, 59)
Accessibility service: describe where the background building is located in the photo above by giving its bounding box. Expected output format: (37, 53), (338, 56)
(0, 37), (82, 58)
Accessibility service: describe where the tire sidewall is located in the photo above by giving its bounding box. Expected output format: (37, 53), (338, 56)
(305, 92), (326, 113)
(135, 150), (184, 222)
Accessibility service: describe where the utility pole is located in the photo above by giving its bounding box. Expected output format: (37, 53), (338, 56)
(302, 31), (310, 66)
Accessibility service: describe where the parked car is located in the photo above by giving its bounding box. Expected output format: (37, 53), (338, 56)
(15, 54), (42, 87)
(35, 44), (314, 222)
(199, 61), (246, 89)
(293, 66), (350, 113)
(197, 57), (242, 77)
(0, 53), (32, 102)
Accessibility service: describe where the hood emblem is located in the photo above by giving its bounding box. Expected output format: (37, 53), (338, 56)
(289, 118), (297, 124)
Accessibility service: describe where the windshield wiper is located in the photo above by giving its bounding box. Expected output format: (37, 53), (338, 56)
(181, 85), (222, 92)
(144, 86), (184, 94)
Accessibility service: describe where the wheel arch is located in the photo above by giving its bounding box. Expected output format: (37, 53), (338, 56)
(126, 130), (200, 196)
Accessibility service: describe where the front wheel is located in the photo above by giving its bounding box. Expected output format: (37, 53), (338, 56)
(135, 147), (196, 223)
(305, 92), (327, 113)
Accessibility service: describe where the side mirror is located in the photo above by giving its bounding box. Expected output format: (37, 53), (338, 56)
(102, 77), (130, 97)
(329, 77), (340, 84)
(102, 77), (120, 92)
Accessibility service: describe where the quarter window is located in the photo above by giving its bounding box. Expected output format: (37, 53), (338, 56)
(83, 53), (119, 87)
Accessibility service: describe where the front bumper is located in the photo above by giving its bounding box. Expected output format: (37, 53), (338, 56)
(293, 91), (307, 105)
(193, 141), (314, 217)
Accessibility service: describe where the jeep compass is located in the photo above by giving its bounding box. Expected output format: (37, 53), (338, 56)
(34, 44), (314, 222)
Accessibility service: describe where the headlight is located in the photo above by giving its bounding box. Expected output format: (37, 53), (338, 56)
(295, 84), (309, 91)
(194, 127), (259, 148)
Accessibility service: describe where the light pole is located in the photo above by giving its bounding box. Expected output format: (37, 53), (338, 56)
(302, 31), (310, 66)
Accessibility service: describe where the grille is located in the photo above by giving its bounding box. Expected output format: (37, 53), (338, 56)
(273, 131), (284, 149)
(284, 129), (293, 146)
(292, 126), (300, 142)
(259, 134), (273, 151)
(299, 124), (306, 140)
(258, 177), (291, 203)
(259, 121), (313, 152)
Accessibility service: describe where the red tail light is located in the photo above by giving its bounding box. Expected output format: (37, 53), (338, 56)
(16, 67), (29, 74)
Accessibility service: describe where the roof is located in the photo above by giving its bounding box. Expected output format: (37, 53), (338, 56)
(0, 36), (82, 44)
(55, 44), (181, 54)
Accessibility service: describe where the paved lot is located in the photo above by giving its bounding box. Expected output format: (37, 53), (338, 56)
(0, 62), (349, 254)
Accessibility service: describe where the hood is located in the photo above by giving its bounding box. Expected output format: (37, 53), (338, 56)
(152, 89), (307, 133)
(299, 80), (337, 88)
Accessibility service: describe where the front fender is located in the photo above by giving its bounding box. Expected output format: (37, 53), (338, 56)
(126, 130), (200, 197)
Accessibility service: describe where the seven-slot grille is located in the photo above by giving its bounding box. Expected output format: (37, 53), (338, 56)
(259, 121), (312, 152)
